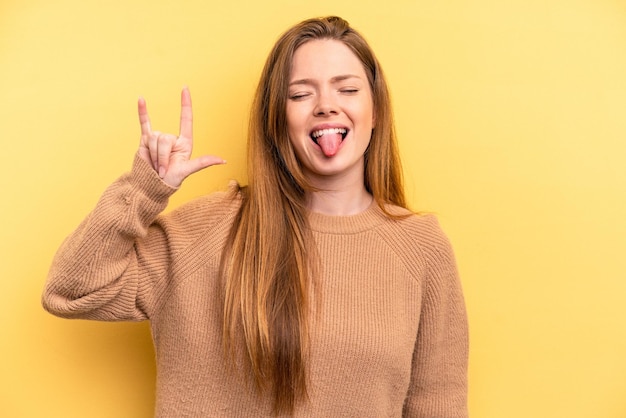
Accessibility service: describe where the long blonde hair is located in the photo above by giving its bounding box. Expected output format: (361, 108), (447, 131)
(221, 16), (406, 415)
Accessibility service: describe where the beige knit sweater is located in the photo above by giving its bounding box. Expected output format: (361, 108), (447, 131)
(42, 155), (468, 417)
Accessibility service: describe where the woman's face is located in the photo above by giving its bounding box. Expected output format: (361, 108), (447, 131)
(286, 39), (374, 185)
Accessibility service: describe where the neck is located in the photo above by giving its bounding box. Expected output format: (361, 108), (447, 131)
(305, 174), (372, 216)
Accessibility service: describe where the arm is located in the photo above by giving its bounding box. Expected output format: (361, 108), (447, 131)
(41, 88), (225, 321)
(403, 223), (469, 417)
(42, 156), (175, 320)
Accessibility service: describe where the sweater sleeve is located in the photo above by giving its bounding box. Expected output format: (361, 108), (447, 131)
(403, 218), (469, 417)
(41, 154), (179, 321)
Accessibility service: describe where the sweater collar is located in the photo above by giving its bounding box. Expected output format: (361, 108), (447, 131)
(306, 200), (388, 234)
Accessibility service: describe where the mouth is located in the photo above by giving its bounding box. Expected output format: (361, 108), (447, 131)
(309, 127), (348, 145)
(309, 127), (349, 157)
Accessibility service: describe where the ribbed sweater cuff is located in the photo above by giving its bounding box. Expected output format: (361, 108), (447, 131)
(129, 152), (179, 203)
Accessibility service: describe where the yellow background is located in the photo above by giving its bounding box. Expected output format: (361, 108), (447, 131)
(1, 0), (625, 416)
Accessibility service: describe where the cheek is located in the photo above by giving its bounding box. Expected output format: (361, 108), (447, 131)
(365, 91), (375, 127)
(286, 103), (307, 128)
(371, 105), (376, 128)
(359, 104), (375, 132)
(285, 107), (295, 133)
(352, 96), (374, 125)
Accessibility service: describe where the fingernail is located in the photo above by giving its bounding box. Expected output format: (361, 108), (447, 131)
(159, 167), (165, 178)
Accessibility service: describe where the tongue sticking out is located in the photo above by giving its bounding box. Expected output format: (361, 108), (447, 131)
(316, 133), (343, 157)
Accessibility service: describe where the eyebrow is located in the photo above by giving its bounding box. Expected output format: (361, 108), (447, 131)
(289, 74), (362, 87)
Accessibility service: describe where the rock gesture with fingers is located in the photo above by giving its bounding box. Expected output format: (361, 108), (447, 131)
(137, 87), (225, 188)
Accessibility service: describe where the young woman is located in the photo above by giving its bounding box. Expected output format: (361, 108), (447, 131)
(43, 16), (468, 417)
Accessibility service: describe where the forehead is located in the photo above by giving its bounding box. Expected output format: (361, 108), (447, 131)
(290, 39), (367, 81)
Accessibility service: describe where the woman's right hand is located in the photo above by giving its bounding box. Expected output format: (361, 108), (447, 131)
(137, 87), (225, 188)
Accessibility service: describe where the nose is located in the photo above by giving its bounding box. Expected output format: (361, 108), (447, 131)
(313, 90), (338, 116)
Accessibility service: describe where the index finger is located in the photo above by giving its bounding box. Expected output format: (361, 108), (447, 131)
(138, 96), (152, 136)
(179, 87), (193, 139)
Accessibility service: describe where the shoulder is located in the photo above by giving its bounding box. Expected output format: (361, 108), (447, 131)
(376, 206), (457, 274)
(379, 205), (451, 249)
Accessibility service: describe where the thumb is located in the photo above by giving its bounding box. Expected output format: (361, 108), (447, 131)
(181, 155), (227, 178)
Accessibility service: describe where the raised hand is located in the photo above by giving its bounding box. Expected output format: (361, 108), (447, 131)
(137, 87), (225, 188)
